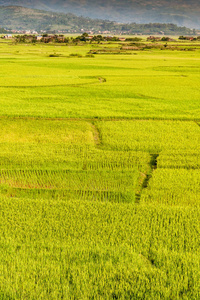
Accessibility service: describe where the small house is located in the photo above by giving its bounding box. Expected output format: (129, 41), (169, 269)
(4, 34), (13, 39)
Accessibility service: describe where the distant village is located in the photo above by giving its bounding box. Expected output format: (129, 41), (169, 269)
(0, 29), (178, 36)
(1, 24), (200, 38)
(2, 32), (200, 43)
(2, 33), (126, 43)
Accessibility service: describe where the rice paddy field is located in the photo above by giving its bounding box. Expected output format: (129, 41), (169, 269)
(0, 38), (200, 299)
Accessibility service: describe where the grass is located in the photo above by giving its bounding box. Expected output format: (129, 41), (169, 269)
(0, 39), (200, 299)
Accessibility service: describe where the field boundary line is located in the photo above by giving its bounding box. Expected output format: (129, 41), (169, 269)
(89, 122), (102, 147)
(135, 154), (159, 204)
(0, 116), (199, 122)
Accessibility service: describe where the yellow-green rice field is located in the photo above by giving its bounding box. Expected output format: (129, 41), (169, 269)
(0, 38), (200, 299)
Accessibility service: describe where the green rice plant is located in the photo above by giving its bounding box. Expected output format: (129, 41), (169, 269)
(1, 198), (200, 299)
(0, 42), (200, 119)
(0, 119), (151, 203)
(0, 169), (138, 203)
(140, 169), (200, 206)
(0, 40), (200, 298)
(157, 150), (200, 169)
(96, 120), (200, 152)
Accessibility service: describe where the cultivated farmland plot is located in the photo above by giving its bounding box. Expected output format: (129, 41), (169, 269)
(0, 39), (200, 299)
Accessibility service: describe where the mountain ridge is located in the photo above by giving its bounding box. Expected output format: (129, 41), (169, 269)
(0, 5), (198, 34)
(0, 0), (200, 28)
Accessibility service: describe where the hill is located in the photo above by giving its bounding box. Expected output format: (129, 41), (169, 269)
(0, 0), (200, 28)
(0, 6), (196, 35)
